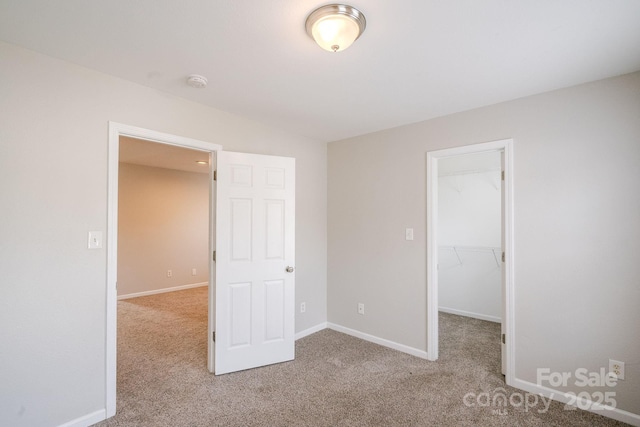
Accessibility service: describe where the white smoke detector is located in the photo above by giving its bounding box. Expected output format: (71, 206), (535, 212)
(186, 74), (208, 88)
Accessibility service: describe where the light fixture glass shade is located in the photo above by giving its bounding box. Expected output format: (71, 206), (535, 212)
(306, 4), (366, 52)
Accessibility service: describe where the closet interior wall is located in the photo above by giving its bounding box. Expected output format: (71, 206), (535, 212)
(438, 152), (502, 322)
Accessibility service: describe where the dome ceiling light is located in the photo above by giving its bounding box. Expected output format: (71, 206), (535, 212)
(305, 4), (366, 53)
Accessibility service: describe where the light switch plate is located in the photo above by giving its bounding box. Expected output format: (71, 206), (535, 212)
(88, 231), (103, 249)
(405, 228), (414, 241)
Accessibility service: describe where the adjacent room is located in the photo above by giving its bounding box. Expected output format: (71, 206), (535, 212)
(117, 137), (211, 301)
(1, 1), (639, 426)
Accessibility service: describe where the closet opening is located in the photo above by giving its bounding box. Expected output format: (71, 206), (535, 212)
(426, 139), (514, 386)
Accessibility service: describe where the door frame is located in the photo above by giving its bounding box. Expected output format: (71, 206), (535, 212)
(426, 138), (515, 386)
(106, 122), (222, 417)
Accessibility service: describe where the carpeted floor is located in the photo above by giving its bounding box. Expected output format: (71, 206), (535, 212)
(94, 287), (627, 426)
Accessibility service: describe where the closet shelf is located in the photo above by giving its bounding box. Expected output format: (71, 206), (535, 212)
(439, 245), (502, 267)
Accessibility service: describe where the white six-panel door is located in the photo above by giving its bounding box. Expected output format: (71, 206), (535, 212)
(212, 151), (295, 375)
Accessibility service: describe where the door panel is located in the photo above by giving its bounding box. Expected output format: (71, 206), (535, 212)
(230, 199), (252, 261)
(212, 151), (295, 375)
(229, 282), (252, 348)
(265, 200), (285, 259)
(264, 279), (285, 342)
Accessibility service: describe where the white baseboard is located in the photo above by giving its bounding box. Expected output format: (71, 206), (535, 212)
(439, 306), (501, 323)
(58, 409), (106, 427)
(295, 322), (328, 340)
(511, 377), (640, 426)
(118, 282), (208, 300)
(327, 322), (428, 360)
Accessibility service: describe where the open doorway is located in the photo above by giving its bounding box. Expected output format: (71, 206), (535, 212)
(106, 122), (222, 417)
(437, 151), (503, 377)
(116, 136), (211, 417)
(106, 123), (297, 416)
(426, 139), (514, 386)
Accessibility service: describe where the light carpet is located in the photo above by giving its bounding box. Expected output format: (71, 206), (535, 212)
(94, 287), (627, 426)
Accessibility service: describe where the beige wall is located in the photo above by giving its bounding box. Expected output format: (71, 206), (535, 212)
(328, 72), (640, 415)
(0, 41), (327, 427)
(118, 163), (209, 297)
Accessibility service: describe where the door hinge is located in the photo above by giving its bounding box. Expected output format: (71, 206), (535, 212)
(213, 251), (216, 262)
(212, 331), (216, 342)
(213, 170), (217, 181)
(502, 333), (506, 344)
(501, 170), (505, 181)
(502, 252), (505, 262)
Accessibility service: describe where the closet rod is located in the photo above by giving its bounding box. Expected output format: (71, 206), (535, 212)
(439, 245), (502, 268)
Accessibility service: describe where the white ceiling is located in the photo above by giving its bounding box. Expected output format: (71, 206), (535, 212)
(1, 1), (639, 143)
(119, 136), (211, 174)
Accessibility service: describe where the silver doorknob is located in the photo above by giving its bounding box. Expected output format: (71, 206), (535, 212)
(286, 266), (294, 273)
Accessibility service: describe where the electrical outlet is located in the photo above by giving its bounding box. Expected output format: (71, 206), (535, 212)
(358, 303), (365, 315)
(300, 302), (306, 313)
(609, 359), (625, 380)
(167, 269), (172, 278)
(192, 268), (197, 276)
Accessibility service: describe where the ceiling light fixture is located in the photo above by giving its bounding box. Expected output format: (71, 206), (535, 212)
(305, 4), (366, 53)
(195, 160), (208, 165)
(186, 74), (208, 88)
